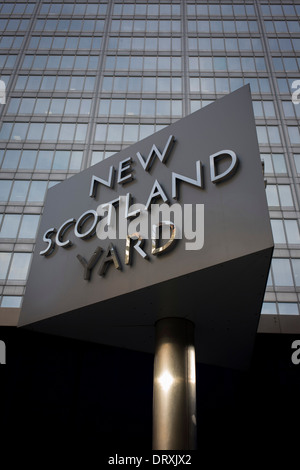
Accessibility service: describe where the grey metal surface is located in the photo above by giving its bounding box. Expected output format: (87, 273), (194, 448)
(18, 86), (274, 368)
(153, 318), (197, 450)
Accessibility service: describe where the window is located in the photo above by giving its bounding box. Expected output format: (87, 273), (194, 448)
(141, 100), (155, 116)
(0, 122), (88, 144)
(0, 180), (60, 204)
(271, 258), (294, 286)
(256, 126), (281, 145)
(288, 127), (300, 145)
(291, 259), (300, 287)
(1, 150), (22, 170)
(271, 220), (285, 244)
(0, 123), (13, 140)
(11, 122), (29, 141)
(0, 214), (20, 238)
(0, 253), (11, 279)
(91, 151), (115, 166)
(19, 150), (37, 170)
(53, 151), (70, 170)
(1, 296), (22, 308)
(75, 124), (88, 142)
(105, 55), (181, 72)
(261, 302), (277, 314)
(0, 54), (17, 68)
(282, 101), (300, 119)
(271, 219), (300, 244)
(253, 101), (276, 119)
(27, 75), (42, 90)
(36, 151), (52, 170)
(0, 4), (14, 14)
(0, 36), (24, 49)
(285, 220), (300, 244)
(64, 99), (79, 115)
(283, 5), (296, 16)
(274, 57), (299, 72)
(10, 181), (30, 202)
(288, 22), (300, 33)
(270, 5), (283, 15)
(101, 76), (182, 94)
(0, 181), (12, 201)
(293, 154), (300, 174)
(266, 185), (294, 208)
(27, 181), (47, 202)
(261, 154), (287, 174)
(189, 77), (271, 96)
(8, 253), (32, 281)
(43, 122), (59, 142)
(278, 303), (299, 315)
(19, 98), (35, 114)
(27, 123), (44, 141)
(18, 215), (40, 238)
(94, 123), (167, 144)
(98, 98), (182, 118)
(55, 76), (69, 91)
(190, 100), (213, 113)
(123, 125), (138, 142)
(21, 54), (98, 71)
(107, 124), (123, 142)
(0, 214), (40, 239)
(35, 98), (50, 114)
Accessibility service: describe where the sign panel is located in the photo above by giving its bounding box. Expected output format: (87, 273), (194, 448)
(19, 86), (273, 368)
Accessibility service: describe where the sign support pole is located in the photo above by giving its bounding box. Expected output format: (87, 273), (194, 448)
(152, 318), (197, 450)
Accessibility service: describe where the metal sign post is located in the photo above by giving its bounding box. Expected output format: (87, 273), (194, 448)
(153, 318), (197, 450)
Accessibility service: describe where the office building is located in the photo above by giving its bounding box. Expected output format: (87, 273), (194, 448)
(1, 0), (300, 451)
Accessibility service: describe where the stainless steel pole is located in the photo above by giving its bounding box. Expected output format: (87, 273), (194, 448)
(152, 318), (197, 450)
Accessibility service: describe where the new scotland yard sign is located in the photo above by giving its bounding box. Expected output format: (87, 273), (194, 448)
(19, 86), (274, 369)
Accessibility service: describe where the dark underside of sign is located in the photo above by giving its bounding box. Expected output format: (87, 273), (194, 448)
(22, 246), (273, 369)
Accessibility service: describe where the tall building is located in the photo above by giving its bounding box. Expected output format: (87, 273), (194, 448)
(1, 1), (300, 454)
(0, 0), (300, 335)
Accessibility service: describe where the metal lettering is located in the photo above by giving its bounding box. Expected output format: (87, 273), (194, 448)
(210, 149), (238, 184)
(136, 135), (175, 171)
(151, 203), (182, 239)
(151, 222), (177, 255)
(56, 218), (76, 248)
(172, 160), (203, 200)
(98, 243), (122, 276)
(97, 197), (119, 226)
(117, 157), (134, 184)
(74, 210), (99, 239)
(77, 247), (103, 281)
(89, 165), (115, 198)
(145, 180), (169, 211)
(124, 193), (140, 219)
(40, 228), (57, 256)
(125, 233), (148, 265)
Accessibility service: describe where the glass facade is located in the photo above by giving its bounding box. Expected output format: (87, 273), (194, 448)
(0, 0), (299, 323)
